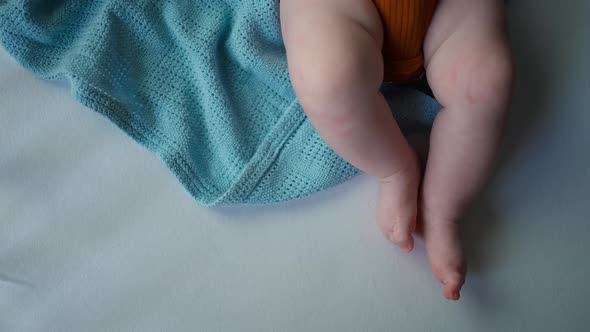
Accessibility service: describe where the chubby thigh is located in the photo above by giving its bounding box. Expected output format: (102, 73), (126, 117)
(279, 0), (386, 108)
(280, 0), (384, 48)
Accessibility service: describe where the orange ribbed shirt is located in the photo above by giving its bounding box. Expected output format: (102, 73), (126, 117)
(373, 0), (437, 82)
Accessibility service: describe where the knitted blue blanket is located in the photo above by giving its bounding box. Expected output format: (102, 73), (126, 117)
(0, 0), (440, 206)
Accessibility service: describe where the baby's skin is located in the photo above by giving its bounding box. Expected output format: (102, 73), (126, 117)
(280, 0), (514, 300)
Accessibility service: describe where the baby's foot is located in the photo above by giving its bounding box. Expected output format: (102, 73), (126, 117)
(421, 211), (466, 300)
(376, 154), (421, 252)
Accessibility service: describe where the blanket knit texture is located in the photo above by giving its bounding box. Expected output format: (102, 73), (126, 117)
(0, 0), (440, 206)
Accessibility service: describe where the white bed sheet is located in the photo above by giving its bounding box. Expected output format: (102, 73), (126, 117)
(1, 1), (590, 331)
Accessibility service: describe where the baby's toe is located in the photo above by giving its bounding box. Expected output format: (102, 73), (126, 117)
(442, 273), (465, 301)
(390, 216), (416, 252)
(432, 262), (466, 301)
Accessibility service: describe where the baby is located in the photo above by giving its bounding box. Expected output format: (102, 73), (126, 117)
(280, 0), (514, 300)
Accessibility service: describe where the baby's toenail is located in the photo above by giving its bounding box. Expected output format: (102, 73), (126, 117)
(401, 244), (412, 252)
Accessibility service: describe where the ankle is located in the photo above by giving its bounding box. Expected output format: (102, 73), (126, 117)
(378, 152), (421, 185)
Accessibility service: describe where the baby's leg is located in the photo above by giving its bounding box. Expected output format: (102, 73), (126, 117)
(281, 0), (420, 251)
(421, 0), (514, 300)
